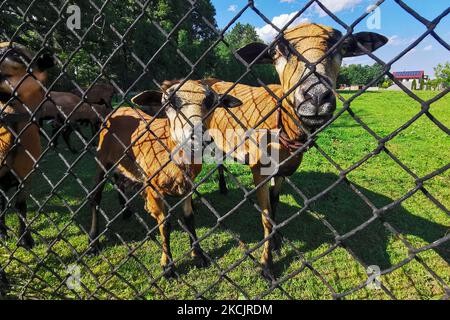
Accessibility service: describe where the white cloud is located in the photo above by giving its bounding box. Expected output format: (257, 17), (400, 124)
(387, 35), (415, 46)
(314, 0), (363, 17)
(255, 12), (310, 43)
(423, 44), (433, 51)
(228, 4), (237, 12)
(280, 0), (296, 3)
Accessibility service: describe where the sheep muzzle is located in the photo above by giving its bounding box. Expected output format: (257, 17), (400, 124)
(294, 75), (336, 129)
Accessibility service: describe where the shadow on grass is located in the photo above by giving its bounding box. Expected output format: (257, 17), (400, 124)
(191, 171), (449, 274)
(337, 90), (382, 95)
(77, 170), (449, 278)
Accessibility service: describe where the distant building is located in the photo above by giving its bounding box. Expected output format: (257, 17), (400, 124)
(392, 71), (428, 90)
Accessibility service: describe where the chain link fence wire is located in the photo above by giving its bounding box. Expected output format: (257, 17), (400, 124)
(0, 0), (449, 299)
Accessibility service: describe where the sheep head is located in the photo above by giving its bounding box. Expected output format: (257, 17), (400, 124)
(132, 80), (242, 152)
(0, 42), (54, 111)
(237, 23), (388, 130)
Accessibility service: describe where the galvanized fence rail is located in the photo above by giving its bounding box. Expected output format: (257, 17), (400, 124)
(0, 0), (448, 300)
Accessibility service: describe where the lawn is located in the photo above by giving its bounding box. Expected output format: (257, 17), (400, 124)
(0, 90), (449, 300)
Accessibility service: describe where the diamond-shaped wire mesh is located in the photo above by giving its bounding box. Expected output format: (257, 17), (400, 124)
(0, 0), (448, 300)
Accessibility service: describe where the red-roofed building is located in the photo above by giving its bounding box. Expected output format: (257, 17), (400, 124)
(392, 71), (425, 80)
(391, 70), (428, 90)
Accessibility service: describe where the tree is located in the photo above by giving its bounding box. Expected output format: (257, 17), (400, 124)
(212, 23), (278, 85)
(381, 79), (393, 89)
(1, 0), (219, 91)
(434, 62), (450, 88)
(337, 63), (384, 87)
(411, 79), (417, 90)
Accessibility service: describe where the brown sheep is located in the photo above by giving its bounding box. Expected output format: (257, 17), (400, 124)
(0, 42), (54, 248)
(38, 91), (111, 152)
(89, 80), (242, 277)
(206, 23), (388, 281)
(71, 83), (115, 109)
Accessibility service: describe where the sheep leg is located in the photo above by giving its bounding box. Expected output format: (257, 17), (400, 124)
(90, 122), (99, 137)
(87, 167), (108, 255)
(182, 197), (209, 268)
(0, 194), (9, 298)
(269, 176), (284, 254)
(0, 264), (8, 297)
(16, 197), (34, 250)
(51, 122), (61, 148)
(62, 125), (79, 154)
(146, 193), (175, 279)
(113, 173), (133, 220)
(218, 165), (228, 194)
(252, 169), (276, 283)
(0, 194), (7, 239)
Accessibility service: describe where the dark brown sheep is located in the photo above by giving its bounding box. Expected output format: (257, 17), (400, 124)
(71, 83), (115, 109)
(0, 42), (54, 248)
(38, 91), (111, 152)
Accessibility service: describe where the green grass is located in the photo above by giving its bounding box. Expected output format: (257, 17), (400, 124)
(1, 90), (449, 300)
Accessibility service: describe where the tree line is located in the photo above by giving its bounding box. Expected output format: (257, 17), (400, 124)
(1, 0), (446, 93)
(1, 0), (278, 92)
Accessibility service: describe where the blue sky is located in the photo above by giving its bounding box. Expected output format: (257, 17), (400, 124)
(211, 0), (450, 77)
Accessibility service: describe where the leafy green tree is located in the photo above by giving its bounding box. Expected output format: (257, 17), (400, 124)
(434, 62), (450, 87)
(213, 23), (279, 85)
(411, 79), (417, 90)
(1, 0), (218, 91)
(381, 79), (393, 89)
(337, 63), (384, 87)
(212, 23), (278, 85)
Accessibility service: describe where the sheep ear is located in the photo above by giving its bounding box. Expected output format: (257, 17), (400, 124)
(132, 90), (166, 118)
(132, 90), (161, 106)
(342, 32), (388, 57)
(35, 52), (55, 71)
(237, 42), (273, 64)
(219, 94), (242, 108)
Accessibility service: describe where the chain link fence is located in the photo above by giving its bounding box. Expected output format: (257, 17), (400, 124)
(0, 0), (449, 300)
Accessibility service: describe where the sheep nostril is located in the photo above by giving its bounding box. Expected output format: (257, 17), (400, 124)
(304, 91), (315, 104)
(317, 90), (333, 105)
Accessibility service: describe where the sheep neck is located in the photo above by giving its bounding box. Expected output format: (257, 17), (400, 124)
(277, 99), (307, 152)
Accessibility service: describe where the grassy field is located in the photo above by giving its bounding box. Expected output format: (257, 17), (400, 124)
(0, 90), (449, 300)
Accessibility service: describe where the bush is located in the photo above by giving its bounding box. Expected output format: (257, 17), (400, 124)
(381, 79), (393, 89)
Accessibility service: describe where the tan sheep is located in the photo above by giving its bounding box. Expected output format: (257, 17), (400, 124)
(89, 80), (242, 277)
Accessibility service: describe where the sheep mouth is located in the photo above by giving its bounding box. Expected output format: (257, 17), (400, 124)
(0, 92), (13, 103)
(300, 115), (332, 129)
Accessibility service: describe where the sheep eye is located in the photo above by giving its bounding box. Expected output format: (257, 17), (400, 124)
(277, 39), (291, 58)
(168, 95), (181, 109)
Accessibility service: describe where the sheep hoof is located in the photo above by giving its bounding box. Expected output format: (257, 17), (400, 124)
(193, 252), (210, 268)
(162, 265), (176, 280)
(272, 233), (283, 256)
(18, 234), (34, 250)
(219, 184), (228, 195)
(86, 245), (100, 257)
(260, 265), (276, 284)
(0, 229), (8, 240)
(0, 270), (8, 297)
